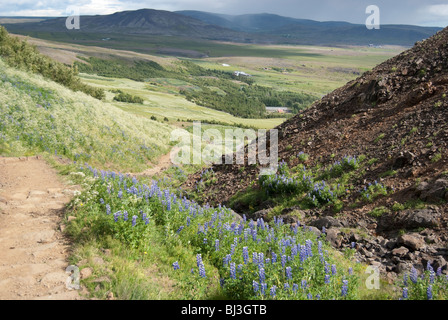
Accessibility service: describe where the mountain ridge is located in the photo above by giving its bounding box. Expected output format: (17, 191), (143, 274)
(3, 8), (443, 47)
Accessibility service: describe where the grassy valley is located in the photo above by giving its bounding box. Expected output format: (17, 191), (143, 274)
(1, 16), (445, 303)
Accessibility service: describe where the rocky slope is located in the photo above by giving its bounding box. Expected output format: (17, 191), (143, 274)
(184, 26), (448, 280)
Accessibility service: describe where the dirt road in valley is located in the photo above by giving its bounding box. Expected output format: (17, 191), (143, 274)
(0, 156), (80, 300)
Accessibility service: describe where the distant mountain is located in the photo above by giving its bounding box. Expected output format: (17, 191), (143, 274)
(3, 8), (443, 48)
(4, 9), (253, 42)
(176, 11), (442, 46)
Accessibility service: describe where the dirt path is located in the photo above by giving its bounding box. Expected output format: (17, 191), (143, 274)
(0, 156), (80, 300)
(133, 147), (180, 177)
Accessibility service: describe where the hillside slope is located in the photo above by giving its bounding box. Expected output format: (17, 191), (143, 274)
(0, 58), (173, 172)
(184, 27), (448, 276)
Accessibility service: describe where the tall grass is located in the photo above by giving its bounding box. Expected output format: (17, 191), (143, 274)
(0, 58), (173, 172)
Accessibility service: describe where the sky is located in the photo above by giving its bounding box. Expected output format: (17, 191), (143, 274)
(1, 0), (447, 27)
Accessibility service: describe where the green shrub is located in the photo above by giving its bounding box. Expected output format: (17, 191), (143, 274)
(0, 26), (104, 100)
(113, 91), (144, 104)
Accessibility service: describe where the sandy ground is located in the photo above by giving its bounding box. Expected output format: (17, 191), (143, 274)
(0, 156), (81, 300)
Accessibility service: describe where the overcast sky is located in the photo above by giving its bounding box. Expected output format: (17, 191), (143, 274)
(1, 0), (447, 27)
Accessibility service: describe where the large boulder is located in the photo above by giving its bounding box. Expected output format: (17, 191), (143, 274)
(397, 233), (426, 251)
(416, 179), (448, 202)
(310, 216), (343, 230)
(377, 207), (441, 231)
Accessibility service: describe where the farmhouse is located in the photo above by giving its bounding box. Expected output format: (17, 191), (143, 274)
(233, 71), (252, 77)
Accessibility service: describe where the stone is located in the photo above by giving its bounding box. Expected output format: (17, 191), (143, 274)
(396, 262), (412, 274)
(80, 267), (93, 279)
(310, 216), (343, 230)
(377, 207), (440, 231)
(250, 209), (269, 221)
(418, 179), (448, 202)
(325, 228), (342, 248)
(420, 253), (447, 271)
(401, 208), (441, 229)
(397, 234), (426, 251)
(277, 214), (300, 225)
(385, 240), (397, 250)
(307, 226), (322, 238)
(392, 151), (415, 169)
(392, 247), (409, 258)
(229, 210), (243, 222)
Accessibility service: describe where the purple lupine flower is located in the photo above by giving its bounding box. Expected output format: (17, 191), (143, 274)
(252, 252), (258, 265)
(271, 252), (277, 263)
(307, 293), (313, 300)
(177, 226), (184, 234)
(242, 247), (249, 264)
(348, 267), (353, 275)
(436, 267), (442, 277)
(113, 211), (121, 222)
(299, 245), (307, 262)
(325, 275), (331, 284)
(286, 267), (292, 280)
(305, 239), (313, 257)
(402, 287), (408, 299)
(427, 285), (433, 300)
(117, 190), (123, 199)
(172, 261), (180, 270)
(106, 204), (111, 215)
(215, 239), (220, 252)
(123, 210), (128, 221)
(292, 283), (298, 292)
(403, 273), (408, 287)
(132, 215), (138, 227)
(260, 282), (267, 295)
(230, 262), (236, 279)
(410, 267), (418, 284)
(341, 280), (349, 297)
(259, 268), (265, 283)
(270, 285), (277, 298)
(198, 263), (206, 278)
(429, 270), (435, 284)
(301, 279), (307, 289)
(281, 255), (287, 268)
(331, 264), (337, 275)
(253, 281), (259, 293)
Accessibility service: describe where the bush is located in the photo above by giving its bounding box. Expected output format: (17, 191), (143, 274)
(0, 26), (104, 100)
(113, 91), (144, 104)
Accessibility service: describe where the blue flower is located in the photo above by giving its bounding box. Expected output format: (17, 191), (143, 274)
(132, 215), (138, 227)
(172, 261), (180, 270)
(259, 268), (265, 283)
(269, 285), (277, 298)
(410, 267), (418, 284)
(215, 239), (220, 252)
(242, 247), (249, 264)
(253, 281), (259, 293)
(427, 285), (433, 300)
(286, 266), (292, 280)
(341, 280), (349, 297)
(230, 262), (236, 279)
(402, 287), (408, 299)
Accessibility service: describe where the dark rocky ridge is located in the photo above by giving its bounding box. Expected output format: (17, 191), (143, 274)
(184, 26), (448, 280)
